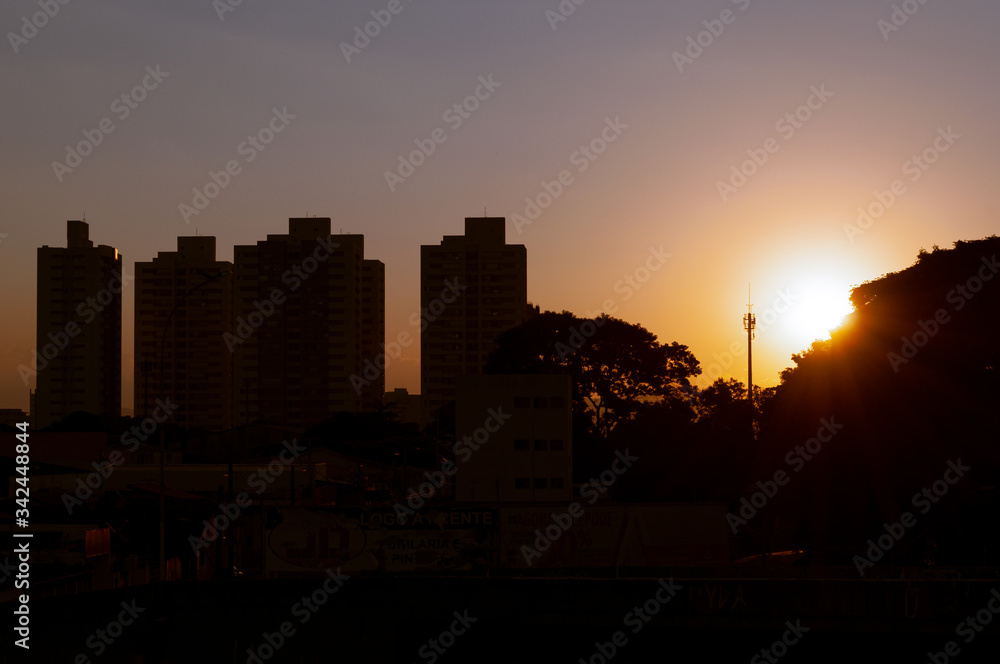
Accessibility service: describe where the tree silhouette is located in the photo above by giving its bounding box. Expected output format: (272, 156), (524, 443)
(485, 310), (701, 437)
(698, 377), (746, 417)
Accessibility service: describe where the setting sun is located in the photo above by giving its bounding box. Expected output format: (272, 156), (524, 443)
(781, 279), (855, 347)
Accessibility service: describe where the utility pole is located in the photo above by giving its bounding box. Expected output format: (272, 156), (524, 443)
(743, 284), (756, 440)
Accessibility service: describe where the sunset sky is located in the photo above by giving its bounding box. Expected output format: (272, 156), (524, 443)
(2, 0), (998, 413)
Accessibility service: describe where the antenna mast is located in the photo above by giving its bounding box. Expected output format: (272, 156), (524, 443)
(743, 283), (756, 438)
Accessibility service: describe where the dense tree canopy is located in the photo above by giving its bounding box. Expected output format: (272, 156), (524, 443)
(485, 311), (701, 437)
(757, 237), (1000, 565)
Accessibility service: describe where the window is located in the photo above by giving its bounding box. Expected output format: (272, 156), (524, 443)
(534, 478), (548, 489)
(550, 439), (564, 451)
(514, 396), (530, 409)
(534, 397), (547, 408)
(514, 439), (529, 451)
(550, 397), (566, 408)
(534, 440), (547, 451)
(515, 478), (530, 490)
(550, 478), (565, 490)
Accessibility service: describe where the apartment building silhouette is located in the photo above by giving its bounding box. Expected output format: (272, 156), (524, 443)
(34, 220), (122, 428)
(134, 236), (233, 430)
(420, 217), (527, 423)
(233, 218), (384, 429)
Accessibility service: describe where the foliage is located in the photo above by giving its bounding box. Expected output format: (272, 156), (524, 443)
(486, 311), (701, 437)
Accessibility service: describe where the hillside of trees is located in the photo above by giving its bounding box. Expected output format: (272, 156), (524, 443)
(756, 236), (1000, 565)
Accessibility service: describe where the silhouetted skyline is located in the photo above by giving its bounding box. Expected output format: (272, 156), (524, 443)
(3, 3), (1000, 660)
(4, 1), (1000, 412)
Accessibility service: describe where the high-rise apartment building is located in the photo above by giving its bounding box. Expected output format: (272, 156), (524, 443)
(420, 217), (527, 422)
(34, 220), (122, 428)
(232, 218), (384, 429)
(134, 236), (233, 431)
